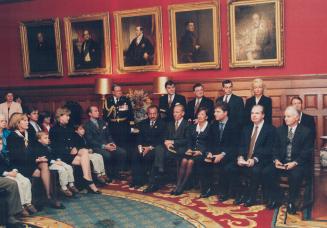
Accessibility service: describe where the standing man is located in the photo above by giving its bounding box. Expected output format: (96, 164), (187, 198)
(130, 105), (165, 188)
(233, 105), (276, 207)
(143, 104), (189, 193)
(290, 96), (316, 143)
(125, 26), (154, 66)
(264, 106), (313, 213)
(0, 92), (22, 122)
(200, 102), (239, 201)
(216, 80), (244, 128)
(159, 80), (186, 122)
(103, 84), (134, 148)
(84, 106), (127, 180)
(79, 30), (99, 69)
(186, 83), (214, 123)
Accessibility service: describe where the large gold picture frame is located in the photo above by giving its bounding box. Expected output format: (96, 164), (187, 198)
(114, 7), (163, 73)
(64, 13), (112, 76)
(20, 18), (63, 78)
(169, 1), (220, 71)
(228, 0), (284, 68)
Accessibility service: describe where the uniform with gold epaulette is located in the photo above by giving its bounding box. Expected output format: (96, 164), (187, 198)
(103, 95), (134, 147)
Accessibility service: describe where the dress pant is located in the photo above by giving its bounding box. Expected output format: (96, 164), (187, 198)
(50, 162), (75, 188)
(89, 153), (106, 176)
(263, 163), (306, 204)
(94, 147), (127, 178)
(6, 173), (32, 205)
(131, 148), (155, 185)
(0, 177), (22, 216)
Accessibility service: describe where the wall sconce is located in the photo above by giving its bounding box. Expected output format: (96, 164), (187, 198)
(153, 76), (170, 95)
(95, 78), (112, 109)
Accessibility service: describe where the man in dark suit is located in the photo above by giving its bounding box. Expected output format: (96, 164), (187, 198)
(84, 105), (127, 180)
(79, 30), (100, 69)
(200, 102), (239, 201)
(130, 105), (165, 188)
(186, 83), (214, 123)
(216, 80), (244, 128)
(263, 106), (313, 214)
(159, 80), (187, 122)
(125, 26), (154, 66)
(233, 105), (276, 207)
(103, 84), (134, 148)
(27, 107), (42, 147)
(291, 96), (316, 143)
(143, 104), (189, 193)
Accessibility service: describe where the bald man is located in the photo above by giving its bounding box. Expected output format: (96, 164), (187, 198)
(264, 106), (313, 214)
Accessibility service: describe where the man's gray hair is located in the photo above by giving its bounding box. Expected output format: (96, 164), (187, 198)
(285, 106), (300, 117)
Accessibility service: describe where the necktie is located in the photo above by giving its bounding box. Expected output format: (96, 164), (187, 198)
(194, 99), (200, 115)
(247, 126), (259, 159)
(168, 95), (173, 108)
(94, 120), (99, 129)
(224, 95), (228, 103)
(175, 121), (179, 130)
(286, 128), (294, 162)
(36, 124), (42, 132)
(150, 121), (154, 128)
(219, 122), (224, 141)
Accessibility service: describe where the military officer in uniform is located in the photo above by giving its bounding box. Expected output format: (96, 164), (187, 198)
(103, 84), (134, 149)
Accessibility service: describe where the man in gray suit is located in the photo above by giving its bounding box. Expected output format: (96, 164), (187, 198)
(84, 106), (127, 181)
(143, 104), (189, 193)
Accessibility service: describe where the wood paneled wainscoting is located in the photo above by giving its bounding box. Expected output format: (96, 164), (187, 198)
(5, 75), (327, 157)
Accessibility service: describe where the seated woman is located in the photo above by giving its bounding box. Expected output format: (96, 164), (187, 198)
(49, 107), (100, 194)
(171, 107), (210, 195)
(7, 113), (64, 209)
(38, 111), (52, 133)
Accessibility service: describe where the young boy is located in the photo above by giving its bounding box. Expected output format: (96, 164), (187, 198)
(33, 131), (79, 197)
(0, 136), (37, 216)
(74, 125), (110, 184)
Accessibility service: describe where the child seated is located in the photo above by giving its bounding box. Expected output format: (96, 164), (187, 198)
(33, 132), (79, 197)
(0, 137), (37, 216)
(74, 125), (110, 184)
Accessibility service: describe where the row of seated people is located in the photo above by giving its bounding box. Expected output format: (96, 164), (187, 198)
(0, 106), (128, 226)
(131, 102), (314, 217)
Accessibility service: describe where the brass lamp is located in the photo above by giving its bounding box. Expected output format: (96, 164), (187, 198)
(153, 76), (169, 95)
(95, 78), (112, 109)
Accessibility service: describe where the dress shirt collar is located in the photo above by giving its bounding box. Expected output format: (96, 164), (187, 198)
(288, 124), (298, 134)
(175, 118), (183, 128)
(299, 112), (303, 123)
(196, 121), (208, 133)
(224, 94), (232, 103)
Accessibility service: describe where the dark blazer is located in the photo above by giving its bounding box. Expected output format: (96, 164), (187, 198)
(216, 94), (244, 127)
(49, 124), (76, 164)
(159, 94), (187, 121)
(186, 123), (210, 153)
(27, 122), (41, 147)
(300, 113), (316, 142)
(84, 119), (114, 150)
(165, 119), (189, 155)
(186, 97), (214, 122)
(0, 153), (10, 175)
(273, 124), (313, 166)
(208, 120), (239, 163)
(31, 141), (57, 165)
(137, 118), (165, 147)
(239, 122), (276, 164)
(244, 95), (272, 126)
(7, 131), (36, 177)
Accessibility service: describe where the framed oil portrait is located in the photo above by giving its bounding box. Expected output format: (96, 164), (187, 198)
(64, 13), (111, 76)
(114, 7), (163, 73)
(228, 0), (284, 68)
(169, 1), (220, 70)
(20, 18), (63, 78)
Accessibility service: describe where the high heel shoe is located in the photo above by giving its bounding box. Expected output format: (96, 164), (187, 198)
(83, 177), (101, 194)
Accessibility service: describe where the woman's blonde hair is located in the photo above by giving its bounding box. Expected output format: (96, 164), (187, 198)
(8, 113), (27, 130)
(55, 107), (71, 121)
(251, 78), (266, 94)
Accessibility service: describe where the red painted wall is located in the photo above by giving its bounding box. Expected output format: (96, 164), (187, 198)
(0, 0), (326, 88)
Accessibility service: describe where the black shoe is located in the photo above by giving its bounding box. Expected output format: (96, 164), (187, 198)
(47, 199), (65, 209)
(244, 198), (256, 207)
(219, 194), (230, 202)
(143, 184), (159, 193)
(200, 188), (212, 198)
(234, 195), (245, 205)
(287, 203), (296, 215)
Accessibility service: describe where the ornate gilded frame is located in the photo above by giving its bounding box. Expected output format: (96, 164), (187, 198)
(228, 0), (284, 68)
(168, 1), (220, 71)
(64, 13), (112, 76)
(114, 6), (164, 73)
(20, 18), (63, 78)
